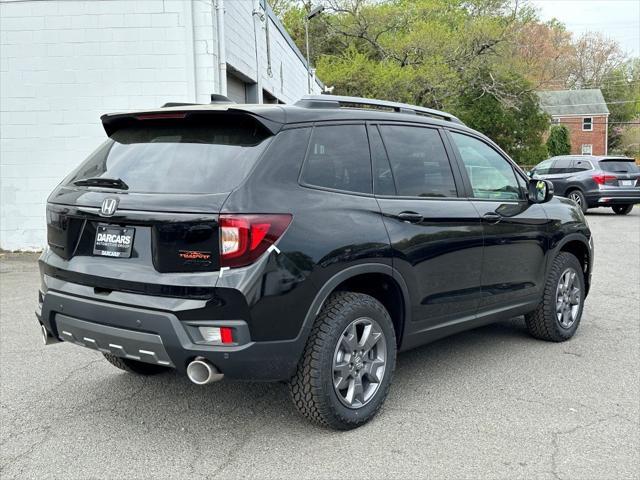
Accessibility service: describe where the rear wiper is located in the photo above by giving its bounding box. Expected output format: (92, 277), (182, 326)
(73, 177), (129, 190)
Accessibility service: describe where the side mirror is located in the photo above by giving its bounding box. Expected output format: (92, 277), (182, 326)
(528, 179), (554, 203)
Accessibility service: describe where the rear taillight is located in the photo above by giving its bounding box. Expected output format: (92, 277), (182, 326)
(592, 172), (617, 185)
(219, 214), (292, 268)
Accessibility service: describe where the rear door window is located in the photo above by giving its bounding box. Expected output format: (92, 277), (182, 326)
(598, 159), (639, 173)
(549, 157), (573, 174)
(378, 125), (457, 197)
(572, 159), (593, 172)
(300, 124), (372, 194)
(67, 115), (272, 194)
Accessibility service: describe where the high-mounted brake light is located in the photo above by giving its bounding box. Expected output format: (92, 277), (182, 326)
(135, 112), (187, 120)
(219, 214), (292, 268)
(592, 173), (616, 185)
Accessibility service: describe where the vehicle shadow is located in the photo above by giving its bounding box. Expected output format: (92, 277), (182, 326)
(79, 316), (534, 432)
(585, 207), (638, 216)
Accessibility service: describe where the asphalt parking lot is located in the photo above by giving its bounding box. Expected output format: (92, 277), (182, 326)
(1, 207), (638, 479)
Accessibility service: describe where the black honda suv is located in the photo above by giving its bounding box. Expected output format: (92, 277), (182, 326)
(37, 95), (593, 429)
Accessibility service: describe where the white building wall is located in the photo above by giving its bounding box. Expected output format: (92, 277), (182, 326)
(0, 0), (320, 250)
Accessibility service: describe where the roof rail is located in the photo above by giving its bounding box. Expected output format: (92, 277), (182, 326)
(295, 95), (464, 125)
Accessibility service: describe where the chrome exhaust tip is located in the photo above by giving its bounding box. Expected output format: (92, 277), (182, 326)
(41, 324), (54, 345)
(186, 358), (224, 385)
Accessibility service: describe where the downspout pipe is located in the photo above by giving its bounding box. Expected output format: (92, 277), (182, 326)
(252, 0), (264, 103)
(215, 0), (227, 96)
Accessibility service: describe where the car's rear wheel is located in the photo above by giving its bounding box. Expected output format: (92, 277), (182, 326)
(567, 190), (587, 213)
(103, 353), (170, 375)
(289, 291), (396, 430)
(525, 252), (585, 342)
(612, 205), (633, 215)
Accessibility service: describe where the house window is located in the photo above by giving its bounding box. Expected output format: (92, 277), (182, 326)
(582, 117), (593, 131)
(551, 118), (560, 125)
(581, 144), (593, 155)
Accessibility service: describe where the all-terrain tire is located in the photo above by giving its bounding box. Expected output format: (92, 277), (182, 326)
(289, 291), (397, 430)
(612, 205), (633, 215)
(525, 252), (585, 342)
(103, 353), (169, 375)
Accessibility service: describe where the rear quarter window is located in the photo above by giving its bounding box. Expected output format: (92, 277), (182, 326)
(300, 124), (372, 194)
(598, 160), (639, 173)
(67, 115), (272, 194)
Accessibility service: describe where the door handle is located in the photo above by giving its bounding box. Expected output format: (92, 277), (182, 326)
(482, 212), (502, 224)
(397, 211), (423, 223)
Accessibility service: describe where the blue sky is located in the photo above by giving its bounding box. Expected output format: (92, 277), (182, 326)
(529, 0), (640, 57)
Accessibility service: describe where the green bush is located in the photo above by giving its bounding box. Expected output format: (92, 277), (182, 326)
(546, 125), (571, 156)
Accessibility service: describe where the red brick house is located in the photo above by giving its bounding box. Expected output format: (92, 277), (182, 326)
(538, 89), (609, 155)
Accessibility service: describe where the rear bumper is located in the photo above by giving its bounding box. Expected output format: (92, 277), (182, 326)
(586, 189), (640, 206)
(36, 289), (304, 381)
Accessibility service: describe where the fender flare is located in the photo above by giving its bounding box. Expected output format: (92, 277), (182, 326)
(551, 233), (591, 258)
(548, 233), (593, 292)
(296, 263), (412, 346)
(563, 184), (585, 196)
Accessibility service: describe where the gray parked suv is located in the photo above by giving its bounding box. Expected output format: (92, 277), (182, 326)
(530, 155), (640, 214)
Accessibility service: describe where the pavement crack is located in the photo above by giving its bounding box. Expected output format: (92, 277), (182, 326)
(207, 388), (275, 479)
(549, 415), (627, 480)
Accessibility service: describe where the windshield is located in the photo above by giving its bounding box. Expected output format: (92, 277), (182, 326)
(598, 159), (639, 174)
(67, 116), (272, 194)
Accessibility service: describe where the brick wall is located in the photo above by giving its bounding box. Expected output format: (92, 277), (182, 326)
(555, 115), (608, 156)
(0, 0), (319, 250)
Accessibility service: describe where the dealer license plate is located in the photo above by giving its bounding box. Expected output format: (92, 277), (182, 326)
(93, 225), (135, 258)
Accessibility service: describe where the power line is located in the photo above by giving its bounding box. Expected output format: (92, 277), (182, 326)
(541, 80), (640, 88)
(542, 80), (640, 87)
(542, 99), (640, 107)
(550, 122), (640, 125)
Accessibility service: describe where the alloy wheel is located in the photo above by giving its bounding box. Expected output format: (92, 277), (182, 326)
(568, 192), (582, 206)
(556, 268), (581, 329)
(332, 317), (387, 409)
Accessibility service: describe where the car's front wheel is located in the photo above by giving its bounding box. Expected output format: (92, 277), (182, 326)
(525, 252), (585, 342)
(289, 291), (396, 430)
(612, 205), (633, 215)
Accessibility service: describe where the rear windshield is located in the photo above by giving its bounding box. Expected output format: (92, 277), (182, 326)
(67, 116), (272, 194)
(598, 159), (639, 173)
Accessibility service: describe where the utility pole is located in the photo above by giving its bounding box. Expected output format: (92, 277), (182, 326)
(305, 5), (324, 94)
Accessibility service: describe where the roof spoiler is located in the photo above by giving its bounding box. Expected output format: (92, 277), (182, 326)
(100, 107), (283, 137)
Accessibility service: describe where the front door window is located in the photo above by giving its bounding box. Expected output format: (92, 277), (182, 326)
(450, 132), (523, 201)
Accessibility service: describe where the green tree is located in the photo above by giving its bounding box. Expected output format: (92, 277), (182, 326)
(601, 60), (640, 152)
(453, 69), (550, 164)
(281, 0), (550, 164)
(546, 124), (571, 156)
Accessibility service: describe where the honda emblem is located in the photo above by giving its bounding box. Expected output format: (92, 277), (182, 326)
(100, 198), (118, 217)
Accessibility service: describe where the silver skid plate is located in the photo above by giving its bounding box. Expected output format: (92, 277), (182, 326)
(56, 314), (174, 367)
